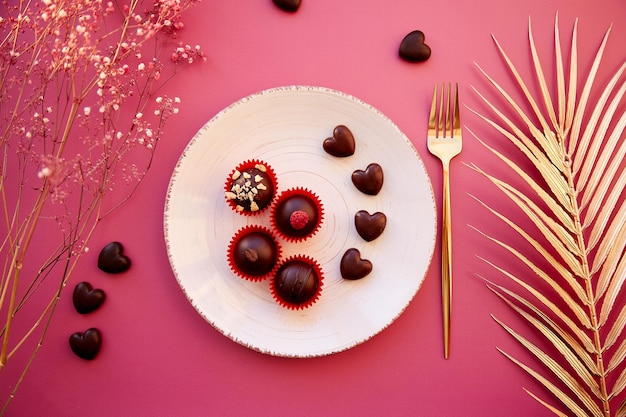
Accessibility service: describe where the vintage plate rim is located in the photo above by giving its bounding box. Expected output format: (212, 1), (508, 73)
(164, 85), (436, 357)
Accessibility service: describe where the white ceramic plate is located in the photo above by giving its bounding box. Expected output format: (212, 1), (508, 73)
(164, 86), (436, 357)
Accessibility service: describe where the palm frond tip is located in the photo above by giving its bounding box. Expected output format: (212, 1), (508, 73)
(470, 15), (626, 416)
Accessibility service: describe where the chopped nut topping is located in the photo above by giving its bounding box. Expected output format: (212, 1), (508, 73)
(228, 165), (271, 211)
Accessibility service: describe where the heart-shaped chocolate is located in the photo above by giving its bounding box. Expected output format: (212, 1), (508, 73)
(351, 163), (383, 195)
(355, 210), (387, 242)
(272, 0), (301, 12)
(399, 30), (431, 63)
(323, 125), (355, 157)
(72, 281), (106, 314)
(69, 328), (102, 360)
(97, 241), (131, 274)
(340, 248), (372, 280)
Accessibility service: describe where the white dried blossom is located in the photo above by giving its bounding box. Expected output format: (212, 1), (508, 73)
(37, 167), (51, 178)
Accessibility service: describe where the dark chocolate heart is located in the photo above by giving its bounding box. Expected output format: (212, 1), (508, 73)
(272, 0), (301, 12)
(340, 248), (372, 280)
(355, 210), (387, 242)
(399, 30), (431, 63)
(323, 125), (355, 157)
(69, 328), (102, 360)
(72, 281), (106, 314)
(97, 241), (131, 274)
(351, 163), (383, 195)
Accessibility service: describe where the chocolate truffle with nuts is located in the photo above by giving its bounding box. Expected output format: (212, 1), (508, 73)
(224, 160), (277, 215)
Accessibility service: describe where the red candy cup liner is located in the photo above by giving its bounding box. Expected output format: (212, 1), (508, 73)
(224, 159), (278, 216)
(270, 187), (324, 243)
(227, 225), (282, 282)
(270, 254), (324, 310)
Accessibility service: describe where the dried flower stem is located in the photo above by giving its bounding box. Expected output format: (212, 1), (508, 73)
(0, 0), (205, 412)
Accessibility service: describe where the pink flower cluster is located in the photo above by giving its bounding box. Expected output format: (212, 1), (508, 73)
(171, 43), (205, 64)
(1, 0), (205, 203)
(0, 0), (204, 406)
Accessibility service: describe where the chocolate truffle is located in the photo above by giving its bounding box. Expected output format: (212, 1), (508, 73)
(228, 227), (280, 280)
(225, 161), (276, 214)
(272, 257), (322, 309)
(271, 188), (323, 241)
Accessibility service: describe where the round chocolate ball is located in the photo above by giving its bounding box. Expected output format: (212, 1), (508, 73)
(273, 260), (319, 306)
(226, 164), (275, 213)
(273, 194), (319, 238)
(232, 231), (278, 276)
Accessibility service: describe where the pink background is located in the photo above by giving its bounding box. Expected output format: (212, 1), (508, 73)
(2, 0), (625, 416)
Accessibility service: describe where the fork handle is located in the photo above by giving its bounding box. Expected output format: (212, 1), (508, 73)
(441, 162), (453, 359)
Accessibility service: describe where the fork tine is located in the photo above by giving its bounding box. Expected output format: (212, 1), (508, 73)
(429, 83), (459, 138)
(428, 84), (437, 134)
(453, 83), (461, 138)
(437, 83), (445, 137)
(446, 83), (452, 137)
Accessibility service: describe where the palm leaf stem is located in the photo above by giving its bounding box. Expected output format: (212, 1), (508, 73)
(484, 278), (598, 375)
(495, 318), (604, 417)
(473, 17), (625, 416)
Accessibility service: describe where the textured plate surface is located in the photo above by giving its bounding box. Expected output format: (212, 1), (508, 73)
(164, 86), (436, 357)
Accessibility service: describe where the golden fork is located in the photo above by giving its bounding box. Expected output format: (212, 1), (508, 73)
(427, 83), (462, 359)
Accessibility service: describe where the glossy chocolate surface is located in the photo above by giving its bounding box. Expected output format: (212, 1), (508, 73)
(72, 282), (106, 314)
(97, 241), (131, 274)
(69, 328), (102, 360)
(274, 260), (319, 305)
(232, 231), (278, 276)
(323, 125), (356, 157)
(274, 194), (319, 237)
(354, 210), (387, 242)
(351, 163), (384, 195)
(272, 0), (301, 12)
(340, 248), (372, 280)
(399, 30), (432, 62)
(226, 165), (274, 212)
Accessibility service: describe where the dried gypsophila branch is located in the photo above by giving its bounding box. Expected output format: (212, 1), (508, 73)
(0, 0), (204, 413)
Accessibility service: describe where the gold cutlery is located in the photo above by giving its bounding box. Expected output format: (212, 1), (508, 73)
(427, 83), (462, 359)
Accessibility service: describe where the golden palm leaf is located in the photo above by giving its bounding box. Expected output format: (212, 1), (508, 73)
(469, 14), (626, 417)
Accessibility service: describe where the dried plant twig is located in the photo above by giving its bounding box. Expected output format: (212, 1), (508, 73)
(0, 0), (204, 413)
